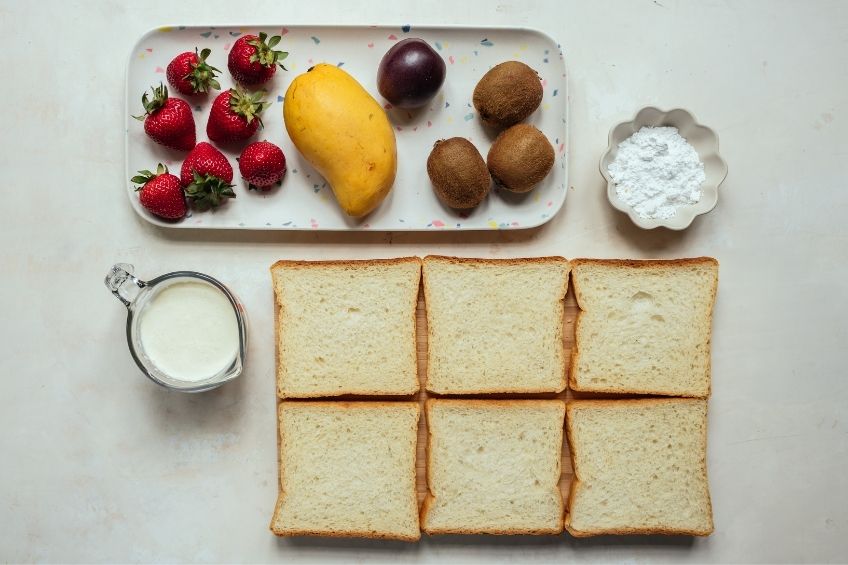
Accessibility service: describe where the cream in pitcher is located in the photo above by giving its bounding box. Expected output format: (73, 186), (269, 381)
(105, 264), (247, 391)
(138, 281), (240, 382)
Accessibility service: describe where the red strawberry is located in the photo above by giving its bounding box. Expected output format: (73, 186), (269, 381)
(228, 32), (288, 85)
(180, 142), (235, 209)
(206, 88), (268, 144)
(239, 141), (286, 190)
(131, 164), (186, 219)
(166, 48), (222, 95)
(134, 83), (196, 151)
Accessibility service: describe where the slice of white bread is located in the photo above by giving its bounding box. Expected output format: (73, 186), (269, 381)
(421, 399), (565, 534)
(422, 256), (570, 394)
(569, 258), (718, 397)
(270, 402), (421, 541)
(565, 398), (713, 537)
(271, 258), (421, 398)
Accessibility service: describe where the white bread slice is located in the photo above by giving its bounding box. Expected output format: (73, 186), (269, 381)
(421, 399), (565, 535)
(569, 258), (718, 397)
(422, 256), (570, 394)
(270, 402), (420, 541)
(565, 398), (713, 537)
(271, 258), (421, 398)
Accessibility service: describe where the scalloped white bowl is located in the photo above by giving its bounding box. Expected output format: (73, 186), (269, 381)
(600, 107), (728, 230)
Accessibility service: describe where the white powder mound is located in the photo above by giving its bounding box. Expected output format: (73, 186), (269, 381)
(608, 126), (705, 220)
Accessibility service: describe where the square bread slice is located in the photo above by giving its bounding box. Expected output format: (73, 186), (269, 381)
(270, 402), (421, 541)
(569, 258), (718, 397)
(421, 399), (565, 535)
(565, 398), (714, 537)
(422, 256), (570, 394)
(271, 258), (421, 398)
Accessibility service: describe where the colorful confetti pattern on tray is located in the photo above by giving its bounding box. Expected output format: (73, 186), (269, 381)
(126, 25), (568, 231)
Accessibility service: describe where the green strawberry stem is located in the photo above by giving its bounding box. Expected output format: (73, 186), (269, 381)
(133, 84), (169, 120)
(185, 48), (222, 93)
(248, 32), (289, 70)
(131, 163), (168, 189)
(229, 87), (268, 126)
(185, 170), (236, 209)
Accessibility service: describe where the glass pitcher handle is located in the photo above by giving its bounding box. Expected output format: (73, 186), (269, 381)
(104, 263), (147, 308)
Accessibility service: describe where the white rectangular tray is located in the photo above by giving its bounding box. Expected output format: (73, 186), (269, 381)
(125, 25), (568, 231)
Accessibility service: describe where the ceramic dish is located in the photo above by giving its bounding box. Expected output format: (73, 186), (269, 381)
(126, 25), (568, 231)
(600, 107), (727, 230)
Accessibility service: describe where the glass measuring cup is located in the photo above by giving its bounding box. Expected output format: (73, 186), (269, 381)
(105, 263), (248, 392)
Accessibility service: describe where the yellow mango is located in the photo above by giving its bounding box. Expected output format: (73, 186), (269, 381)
(283, 64), (397, 217)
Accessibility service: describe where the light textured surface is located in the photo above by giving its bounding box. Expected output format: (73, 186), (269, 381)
(422, 400), (565, 534)
(272, 258), (420, 397)
(570, 258), (718, 396)
(424, 256), (570, 393)
(1, 0), (847, 563)
(271, 402), (420, 540)
(566, 399), (712, 536)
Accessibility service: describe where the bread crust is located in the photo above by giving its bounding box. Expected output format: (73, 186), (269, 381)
(569, 257), (718, 270)
(421, 398), (566, 535)
(271, 257), (422, 398)
(423, 255), (570, 267)
(568, 257), (718, 398)
(270, 256), (423, 270)
(270, 401), (421, 541)
(422, 255), (571, 394)
(564, 398), (714, 537)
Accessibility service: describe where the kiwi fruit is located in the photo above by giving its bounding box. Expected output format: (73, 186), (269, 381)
(473, 61), (543, 127)
(427, 138), (491, 209)
(487, 124), (555, 193)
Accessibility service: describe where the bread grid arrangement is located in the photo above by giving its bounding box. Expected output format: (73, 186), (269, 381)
(270, 256), (718, 540)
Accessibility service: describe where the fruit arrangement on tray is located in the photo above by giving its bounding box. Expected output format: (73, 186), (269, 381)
(126, 26), (567, 229)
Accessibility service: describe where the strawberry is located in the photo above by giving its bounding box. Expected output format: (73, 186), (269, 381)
(206, 87), (268, 144)
(227, 32), (288, 85)
(239, 141), (286, 190)
(166, 48), (221, 95)
(134, 83), (196, 151)
(131, 164), (186, 219)
(180, 142), (235, 209)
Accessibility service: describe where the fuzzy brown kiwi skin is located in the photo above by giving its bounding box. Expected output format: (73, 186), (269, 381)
(487, 124), (555, 193)
(473, 61), (543, 128)
(427, 138), (491, 209)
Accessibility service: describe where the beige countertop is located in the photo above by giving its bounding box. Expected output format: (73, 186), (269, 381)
(1, 0), (846, 562)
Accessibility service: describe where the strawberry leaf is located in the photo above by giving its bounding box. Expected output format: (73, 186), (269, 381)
(185, 170), (236, 209)
(228, 87), (268, 127)
(245, 33), (288, 70)
(183, 47), (222, 94)
(131, 163), (167, 189)
(134, 83), (169, 118)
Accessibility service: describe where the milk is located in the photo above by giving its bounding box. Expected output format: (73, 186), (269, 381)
(138, 281), (240, 382)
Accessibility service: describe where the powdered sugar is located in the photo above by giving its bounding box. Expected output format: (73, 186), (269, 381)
(608, 126), (705, 220)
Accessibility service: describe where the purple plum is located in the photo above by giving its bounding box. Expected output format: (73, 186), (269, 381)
(377, 38), (446, 109)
